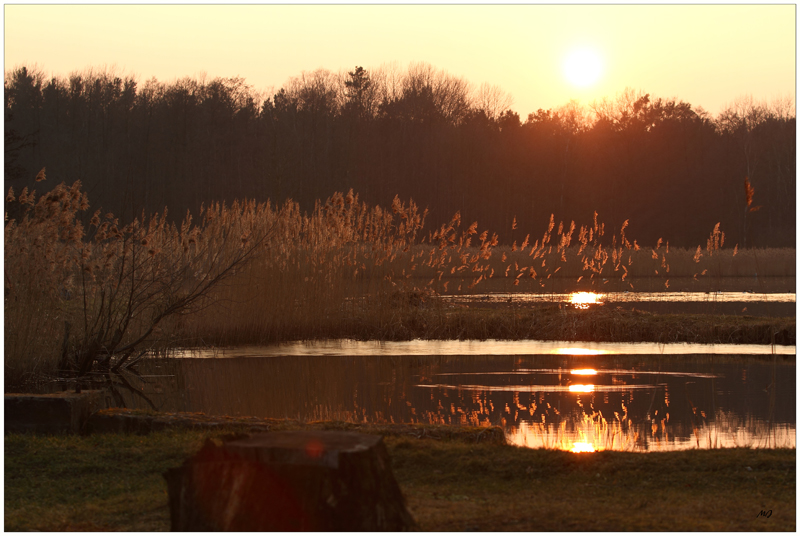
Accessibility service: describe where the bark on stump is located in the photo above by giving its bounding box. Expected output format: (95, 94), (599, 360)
(164, 430), (417, 531)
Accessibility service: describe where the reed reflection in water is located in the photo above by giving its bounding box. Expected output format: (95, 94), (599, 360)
(126, 350), (794, 453)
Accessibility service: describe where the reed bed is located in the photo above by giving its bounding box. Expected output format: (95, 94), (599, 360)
(183, 205), (794, 346)
(5, 181), (795, 387)
(488, 245), (794, 289)
(466, 219), (794, 295)
(4, 179), (278, 387)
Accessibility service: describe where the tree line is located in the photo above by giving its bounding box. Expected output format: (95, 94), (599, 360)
(5, 63), (795, 248)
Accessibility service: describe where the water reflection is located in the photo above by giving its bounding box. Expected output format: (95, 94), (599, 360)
(124, 351), (795, 452)
(569, 292), (604, 309)
(170, 339), (795, 358)
(507, 407), (796, 452)
(555, 348), (608, 355)
(446, 291), (796, 304)
(417, 383), (654, 392)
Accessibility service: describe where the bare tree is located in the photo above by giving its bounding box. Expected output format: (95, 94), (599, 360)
(5, 178), (276, 400)
(475, 82), (514, 121)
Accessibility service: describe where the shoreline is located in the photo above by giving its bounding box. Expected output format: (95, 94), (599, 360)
(183, 305), (796, 348)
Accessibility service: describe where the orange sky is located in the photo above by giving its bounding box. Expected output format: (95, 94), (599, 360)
(4, 3), (796, 117)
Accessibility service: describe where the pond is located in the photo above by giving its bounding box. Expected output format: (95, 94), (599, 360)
(122, 340), (795, 453)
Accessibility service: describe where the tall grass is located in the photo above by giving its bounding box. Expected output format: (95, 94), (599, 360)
(463, 217), (793, 294)
(5, 181), (794, 387)
(5, 179), (276, 388)
(176, 191), (500, 344)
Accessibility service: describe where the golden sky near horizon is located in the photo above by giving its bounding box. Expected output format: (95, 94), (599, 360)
(4, 3), (796, 117)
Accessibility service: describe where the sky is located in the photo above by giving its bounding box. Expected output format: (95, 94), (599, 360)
(3, 3), (796, 118)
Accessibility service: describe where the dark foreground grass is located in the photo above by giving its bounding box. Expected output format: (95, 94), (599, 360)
(4, 423), (795, 531)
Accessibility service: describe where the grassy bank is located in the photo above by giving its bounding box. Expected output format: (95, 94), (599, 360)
(4, 423), (795, 531)
(185, 302), (795, 347)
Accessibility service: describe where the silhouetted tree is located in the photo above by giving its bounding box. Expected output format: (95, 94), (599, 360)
(4, 65), (795, 248)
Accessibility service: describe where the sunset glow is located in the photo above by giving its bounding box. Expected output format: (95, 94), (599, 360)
(1, 4), (795, 532)
(3, 5), (793, 118)
(563, 48), (604, 88)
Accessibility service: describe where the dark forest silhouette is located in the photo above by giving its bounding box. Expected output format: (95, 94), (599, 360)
(4, 63), (795, 248)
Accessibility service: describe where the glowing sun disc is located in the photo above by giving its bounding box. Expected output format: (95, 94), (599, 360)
(563, 48), (603, 88)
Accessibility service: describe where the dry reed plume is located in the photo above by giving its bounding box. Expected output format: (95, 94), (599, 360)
(5, 179), (794, 388)
(5, 179), (276, 391)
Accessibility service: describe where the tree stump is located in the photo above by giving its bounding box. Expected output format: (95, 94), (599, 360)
(164, 430), (417, 531)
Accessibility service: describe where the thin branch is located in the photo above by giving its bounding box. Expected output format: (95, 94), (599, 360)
(115, 222), (273, 355)
(110, 373), (157, 411)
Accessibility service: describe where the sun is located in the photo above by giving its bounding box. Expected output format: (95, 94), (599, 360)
(563, 48), (604, 88)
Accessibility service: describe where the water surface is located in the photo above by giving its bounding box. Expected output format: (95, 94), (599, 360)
(170, 339), (795, 358)
(125, 343), (795, 453)
(446, 291), (796, 304)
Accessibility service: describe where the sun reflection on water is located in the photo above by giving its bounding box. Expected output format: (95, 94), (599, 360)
(553, 348), (608, 355)
(504, 408), (796, 453)
(125, 347), (795, 454)
(569, 291), (604, 309)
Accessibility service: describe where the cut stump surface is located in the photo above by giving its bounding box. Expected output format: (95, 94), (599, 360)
(164, 430), (416, 531)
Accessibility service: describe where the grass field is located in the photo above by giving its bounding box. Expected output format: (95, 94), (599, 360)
(4, 423), (795, 531)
